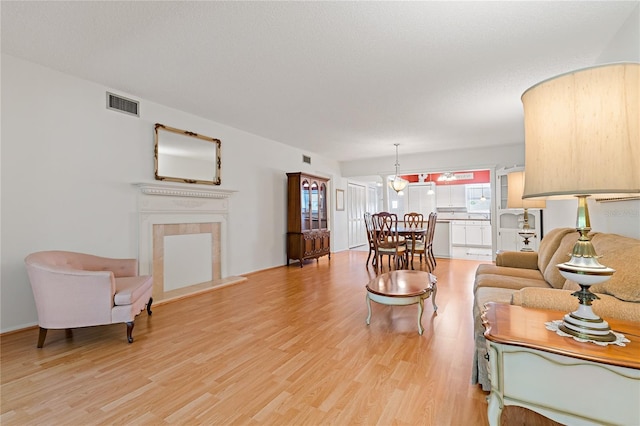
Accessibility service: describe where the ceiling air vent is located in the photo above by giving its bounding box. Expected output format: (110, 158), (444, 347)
(302, 155), (311, 164)
(106, 92), (139, 117)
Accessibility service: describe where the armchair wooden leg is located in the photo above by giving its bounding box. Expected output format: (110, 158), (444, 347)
(147, 297), (153, 316)
(65, 329), (73, 339)
(126, 321), (134, 343)
(37, 327), (48, 348)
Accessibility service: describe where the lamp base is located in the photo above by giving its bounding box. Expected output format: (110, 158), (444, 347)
(558, 264), (616, 343)
(559, 309), (616, 343)
(518, 230), (536, 252)
(554, 195), (617, 343)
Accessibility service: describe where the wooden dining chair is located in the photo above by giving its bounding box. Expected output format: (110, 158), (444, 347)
(371, 212), (407, 270)
(404, 212), (426, 268)
(363, 212), (377, 267)
(426, 212), (438, 271)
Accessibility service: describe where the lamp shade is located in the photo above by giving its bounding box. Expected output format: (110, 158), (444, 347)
(507, 171), (546, 209)
(521, 63), (640, 199)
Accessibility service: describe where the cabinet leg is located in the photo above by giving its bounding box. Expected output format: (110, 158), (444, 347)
(487, 392), (503, 426)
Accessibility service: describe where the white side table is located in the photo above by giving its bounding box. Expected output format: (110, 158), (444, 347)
(483, 303), (640, 426)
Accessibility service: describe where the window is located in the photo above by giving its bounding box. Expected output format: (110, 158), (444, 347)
(467, 184), (491, 212)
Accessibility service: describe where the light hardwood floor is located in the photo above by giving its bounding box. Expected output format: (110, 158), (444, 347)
(1, 251), (561, 425)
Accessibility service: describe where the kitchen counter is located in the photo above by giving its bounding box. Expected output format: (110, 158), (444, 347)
(437, 218), (491, 222)
(437, 213), (491, 221)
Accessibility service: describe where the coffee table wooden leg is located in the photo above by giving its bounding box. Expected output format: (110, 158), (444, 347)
(417, 298), (424, 335)
(366, 293), (372, 325)
(432, 283), (438, 311)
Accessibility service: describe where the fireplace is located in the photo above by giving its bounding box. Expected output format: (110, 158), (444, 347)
(135, 183), (245, 302)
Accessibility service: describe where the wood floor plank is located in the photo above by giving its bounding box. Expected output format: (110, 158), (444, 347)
(1, 251), (561, 425)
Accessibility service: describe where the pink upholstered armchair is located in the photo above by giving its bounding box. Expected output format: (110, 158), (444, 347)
(24, 251), (153, 348)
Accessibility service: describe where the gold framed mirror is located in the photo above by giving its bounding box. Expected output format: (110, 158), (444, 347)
(154, 123), (221, 185)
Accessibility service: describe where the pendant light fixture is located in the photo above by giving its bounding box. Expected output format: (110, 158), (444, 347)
(388, 143), (408, 194)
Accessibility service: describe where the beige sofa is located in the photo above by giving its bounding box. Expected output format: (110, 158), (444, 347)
(471, 227), (640, 390)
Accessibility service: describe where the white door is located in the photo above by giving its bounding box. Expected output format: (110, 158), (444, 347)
(347, 183), (367, 248)
(367, 186), (378, 214)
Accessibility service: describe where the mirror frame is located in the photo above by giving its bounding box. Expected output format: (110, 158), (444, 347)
(154, 123), (222, 185)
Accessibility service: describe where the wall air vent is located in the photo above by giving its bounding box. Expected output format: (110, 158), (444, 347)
(106, 92), (139, 117)
(302, 155), (311, 164)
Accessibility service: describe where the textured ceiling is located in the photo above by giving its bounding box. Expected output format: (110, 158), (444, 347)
(1, 1), (637, 162)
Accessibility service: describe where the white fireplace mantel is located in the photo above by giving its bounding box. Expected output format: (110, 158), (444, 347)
(135, 182), (236, 200)
(134, 182), (241, 300)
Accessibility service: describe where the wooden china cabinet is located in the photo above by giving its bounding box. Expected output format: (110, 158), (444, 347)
(286, 172), (331, 267)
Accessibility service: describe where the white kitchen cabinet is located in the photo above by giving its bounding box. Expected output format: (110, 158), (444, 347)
(482, 224), (492, 246)
(451, 222), (466, 245)
(466, 223), (483, 246)
(436, 184), (466, 208)
(433, 221), (451, 258)
(451, 220), (491, 247)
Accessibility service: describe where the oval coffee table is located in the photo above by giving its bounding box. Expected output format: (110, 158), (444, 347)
(365, 270), (437, 335)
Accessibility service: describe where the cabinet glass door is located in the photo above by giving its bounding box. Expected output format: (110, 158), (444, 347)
(311, 181), (319, 230)
(301, 180), (311, 231)
(319, 183), (327, 229)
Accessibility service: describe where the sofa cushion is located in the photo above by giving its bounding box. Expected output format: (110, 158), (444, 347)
(537, 228), (577, 273)
(114, 275), (153, 306)
(588, 233), (640, 302)
(475, 273), (550, 291)
(562, 280), (580, 291)
(476, 264), (544, 281)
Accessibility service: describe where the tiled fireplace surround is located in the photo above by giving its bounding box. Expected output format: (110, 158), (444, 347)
(135, 183), (245, 302)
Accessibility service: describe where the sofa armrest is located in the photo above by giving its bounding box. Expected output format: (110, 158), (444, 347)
(496, 251), (539, 270)
(511, 287), (640, 322)
(511, 287), (577, 312)
(26, 265), (116, 328)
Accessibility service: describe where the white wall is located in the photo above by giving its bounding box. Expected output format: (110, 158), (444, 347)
(340, 144), (524, 179)
(0, 54), (347, 332)
(596, 3), (639, 63)
(544, 199), (640, 240)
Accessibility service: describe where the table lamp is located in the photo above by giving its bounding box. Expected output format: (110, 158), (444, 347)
(507, 171), (546, 251)
(521, 62), (639, 342)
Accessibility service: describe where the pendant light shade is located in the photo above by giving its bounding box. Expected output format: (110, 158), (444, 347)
(388, 144), (408, 193)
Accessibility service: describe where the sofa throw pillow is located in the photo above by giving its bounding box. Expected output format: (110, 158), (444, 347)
(537, 228), (576, 273)
(542, 231), (582, 289)
(589, 233), (640, 302)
